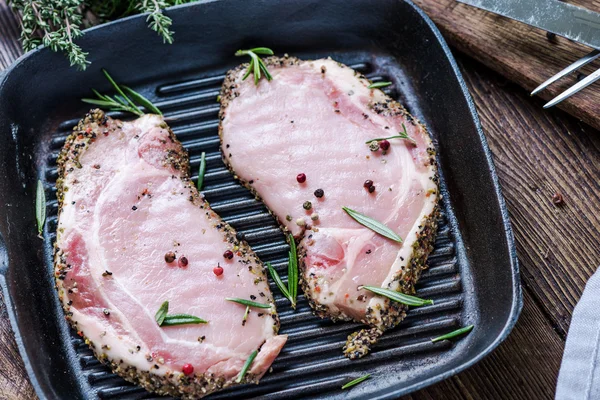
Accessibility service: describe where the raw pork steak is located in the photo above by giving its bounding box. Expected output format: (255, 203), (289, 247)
(55, 109), (286, 398)
(219, 57), (439, 357)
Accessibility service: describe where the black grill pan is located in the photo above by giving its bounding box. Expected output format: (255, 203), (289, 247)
(0, 0), (522, 398)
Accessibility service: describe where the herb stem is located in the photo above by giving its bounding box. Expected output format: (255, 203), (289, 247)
(236, 350), (258, 383)
(361, 286), (433, 307)
(287, 234), (298, 306)
(365, 123), (415, 145)
(368, 81), (392, 89)
(341, 374), (371, 389)
(431, 325), (474, 343)
(226, 298), (272, 309)
(197, 152), (206, 191)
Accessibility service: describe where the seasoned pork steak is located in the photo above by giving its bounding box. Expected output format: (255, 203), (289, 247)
(219, 57), (439, 357)
(55, 110), (287, 398)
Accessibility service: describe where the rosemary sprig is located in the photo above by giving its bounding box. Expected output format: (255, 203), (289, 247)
(155, 301), (169, 325)
(236, 349), (258, 383)
(341, 374), (371, 390)
(266, 262), (292, 303)
(342, 207), (402, 243)
(361, 286), (433, 307)
(235, 47), (274, 85)
(431, 325), (474, 343)
(162, 314), (208, 326)
(36, 179), (46, 236)
(155, 301), (207, 326)
(226, 298), (272, 309)
(368, 81), (392, 89)
(82, 69), (162, 116)
(365, 123), (415, 145)
(287, 233), (298, 305)
(197, 152), (206, 190)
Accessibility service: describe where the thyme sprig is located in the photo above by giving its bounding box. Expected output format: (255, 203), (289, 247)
(342, 207), (402, 243)
(431, 325), (474, 343)
(235, 47), (274, 85)
(360, 286), (433, 307)
(365, 123), (415, 145)
(82, 69), (162, 116)
(341, 374), (371, 390)
(36, 179), (46, 235)
(236, 349), (258, 383)
(368, 81), (392, 89)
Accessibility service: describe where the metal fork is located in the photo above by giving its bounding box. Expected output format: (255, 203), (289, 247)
(531, 49), (600, 108)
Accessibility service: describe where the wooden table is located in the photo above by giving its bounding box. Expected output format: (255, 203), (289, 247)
(1, 1), (599, 398)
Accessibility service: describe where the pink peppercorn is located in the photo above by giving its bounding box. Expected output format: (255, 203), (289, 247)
(182, 364), (194, 376)
(379, 139), (390, 151)
(296, 173), (306, 183)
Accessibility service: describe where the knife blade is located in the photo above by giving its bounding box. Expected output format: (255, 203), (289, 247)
(457, 0), (600, 50)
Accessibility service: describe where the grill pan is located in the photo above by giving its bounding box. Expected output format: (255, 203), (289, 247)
(0, 0), (522, 398)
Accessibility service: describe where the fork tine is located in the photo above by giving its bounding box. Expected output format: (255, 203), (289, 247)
(544, 67), (600, 108)
(531, 49), (600, 96)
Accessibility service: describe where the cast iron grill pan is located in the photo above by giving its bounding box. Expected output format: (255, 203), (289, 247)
(0, 1), (521, 399)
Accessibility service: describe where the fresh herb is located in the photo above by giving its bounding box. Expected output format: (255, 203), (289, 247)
(266, 262), (292, 304)
(361, 286), (433, 307)
(8, 0), (197, 70)
(162, 314), (208, 326)
(365, 123), (415, 145)
(226, 298), (272, 309)
(342, 207), (402, 243)
(236, 349), (258, 383)
(287, 234), (298, 306)
(242, 305), (250, 325)
(431, 325), (474, 343)
(82, 69), (162, 116)
(155, 301), (169, 325)
(341, 374), (371, 390)
(368, 81), (392, 89)
(36, 179), (46, 235)
(197, 152), (206, 191)
(235, 47), (274, 85)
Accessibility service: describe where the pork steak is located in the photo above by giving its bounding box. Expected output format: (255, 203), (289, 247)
(55, 109), (287, 398)
(219, 56), (439, 357)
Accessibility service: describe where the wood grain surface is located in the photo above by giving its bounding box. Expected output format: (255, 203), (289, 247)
(413, 0), (600, 132)
(1, 0), (600, 399)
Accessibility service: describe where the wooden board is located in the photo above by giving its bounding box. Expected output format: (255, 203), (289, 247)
(413, 0), (600, 132)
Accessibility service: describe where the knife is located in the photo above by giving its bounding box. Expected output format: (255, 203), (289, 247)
(457, 0), (600, 50)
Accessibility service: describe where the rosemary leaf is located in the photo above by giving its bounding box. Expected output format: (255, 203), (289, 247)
(287, 234), (298, 303)
(242, 305), (250, 325)
(197, 152), (206, 191)
(121, 86), (163, 115)
(236, 349), (258, 383)
(102, 69), (142, 114)
(431, 325), (474, 343)
(342, 207), (402, 242)
(368, 81), (392, 89)
(361, 286), (433, 307)
(226, 298), (272, 309)
(162, 314), (208, 326)
(341, 374), (371, 390)
(155, 301), (169, 326)
(266, 262), (291, 301)
(249, 47), (275, 55)
(36, 179), (46, 235)
(365, 123), (415, 145)
(81, 98), (116, 107)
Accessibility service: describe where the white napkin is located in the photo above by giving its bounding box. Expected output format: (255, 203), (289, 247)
(556, 268), (600, 399)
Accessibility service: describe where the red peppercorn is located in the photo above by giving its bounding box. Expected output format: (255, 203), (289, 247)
(379, 139), (390, 151)
(364, 180), (373, 188)
(182, 363), (194, 376)
(213, 265), (224, 276)
(296, 173), (306, 183)
(178, 256), (188, 267)
(223, 250), (234, 259)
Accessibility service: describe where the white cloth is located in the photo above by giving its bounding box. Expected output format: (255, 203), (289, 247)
(556, 269), (600, 399)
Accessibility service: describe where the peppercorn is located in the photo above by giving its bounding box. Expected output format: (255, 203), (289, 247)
(314, 189), (324, 198)
(164, 252), (176, 263)
(369, 142), (380, 152)
(379, 139), (390, 151)
(223, 250), (234, 259)
(178, 256), (188, 267)
(286, 215), (292, 222)
(296, 218), (306, 227)
(364, 180), (373, 188)
(213, 265), (224, 276)
(303, 201), (312, 210)
(296, 173), (306, 183)
(182, 364), (194, 376)
(311, 213), (319, 221)
(369, 185), (376, 193)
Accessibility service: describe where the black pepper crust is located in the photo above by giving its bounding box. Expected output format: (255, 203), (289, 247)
(218, 57), (440, 358)
(54, 109), (277, 398)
